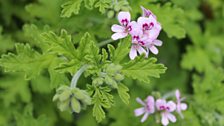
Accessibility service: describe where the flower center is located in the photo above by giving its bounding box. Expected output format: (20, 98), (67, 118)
(143, 23), (154, 31)
(127, 25), (132, 32)
(121, 19), (128, 26)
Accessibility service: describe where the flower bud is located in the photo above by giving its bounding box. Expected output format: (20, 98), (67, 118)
(53, 85), (91, 113)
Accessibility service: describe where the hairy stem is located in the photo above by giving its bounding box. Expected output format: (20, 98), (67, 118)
(70, 65), (88, 88)
(97, 39), (115, 47)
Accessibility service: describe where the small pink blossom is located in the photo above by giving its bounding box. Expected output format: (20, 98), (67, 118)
(111, 7), (163, 60)
(156, 99), (177, 126)
(175, 90), (188, 118)
(134, 96), (155, 122)
(111, 12), (131, 40)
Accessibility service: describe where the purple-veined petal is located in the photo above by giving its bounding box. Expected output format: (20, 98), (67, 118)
(161, 113), (169, 126)
(111, 32), (128, 40)
(167, 101), (176, 112)
(147, 23), (162, 40)
(118, 11), (131, 26)
(149, 46), (159, 54)
(134, 107), (145, 116)
(153, 39), (163, 46)
(129, 46), (137, 60)
(167, 113), (177, 123)
(141, 113), (149, 123)
(156, 99), (166, 110)
(136, 97), (146, 106)
(111, 24), (126, 32)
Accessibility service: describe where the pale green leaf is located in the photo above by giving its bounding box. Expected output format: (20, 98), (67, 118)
(117, 84), (130, 105)
(61, 0), (83, 17)
(122, 56), (167, 83)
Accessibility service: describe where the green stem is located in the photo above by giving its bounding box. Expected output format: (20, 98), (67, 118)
(97, 39), (115, 47)
(162, 90), (176, 99)
(70, 65), (88, 88)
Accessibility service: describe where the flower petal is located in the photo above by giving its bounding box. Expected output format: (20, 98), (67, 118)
(147, 22), (162, 40)
(161, 113), (169, 126)
(149, 46), (158, 54)
(181, 103), (188, 110)
(129, 46), (137, 60)
(175, 89), (181, 100)
(167, 101), (176, 112)
(111, 32), (128, 40)
(141, 113), (149, 123)
(136, 97), (146, 106)
(167, 113), (177, 123)
(137, 46), (147, 55)
(129, 21), (143, 37)
(118, 11), (131, 25)
(156, 99), (166, 110)
(134, 107), (145, 116)
(153, 39), (163, 46)
(111, 24), (126, 32)
(146, 96), (155, 113)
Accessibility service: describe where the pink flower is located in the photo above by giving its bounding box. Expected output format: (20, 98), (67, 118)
(141, 6), (157, 19)
(156, 99), (177, 126)
(111, 12), (131, 40)
(175, 90), (188, 118)
(134, 96), (155, 122)
(129, 21), (147, 60)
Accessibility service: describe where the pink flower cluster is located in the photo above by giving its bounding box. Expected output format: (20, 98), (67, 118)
(111, 6), (162, 60)
(134, 90), (187, 126)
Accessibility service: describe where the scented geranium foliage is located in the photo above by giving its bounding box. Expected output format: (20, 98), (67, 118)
(0, 0), (224, 126)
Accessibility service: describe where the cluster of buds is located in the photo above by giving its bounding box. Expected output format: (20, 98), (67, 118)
(93, 64), (124, 88)
(111, 6), (162, 60)
(53, 86), (91, 113)
(134, 90), (187, 126)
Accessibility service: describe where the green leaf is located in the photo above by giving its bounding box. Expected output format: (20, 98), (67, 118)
(181, 46), (212, 72)
(87, 42), (101, 64)
(77, 32), (94, 62)
(109, 37), (131, 64)
(41, 29), (77, 60)
(148, 3), (186, 39)
(61, 0), (83, 17)
(84, 0), (96, 9)
(48, 58), (70, 88)
(94, 0), (111, 13)
(55, 59), (80, 74)
(0, 43), (51, 79)
(15, 105), (49, 126)
(117, 84), (130, 105)
(93, 101), (105, 122)
(25, 0), (61, 24)
(122, 56), (167, 83)
(92, 86), (114, 122)
(0, 73), (31, 106)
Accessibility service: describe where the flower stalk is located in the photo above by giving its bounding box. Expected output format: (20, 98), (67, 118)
(70, 65), (88, 88)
